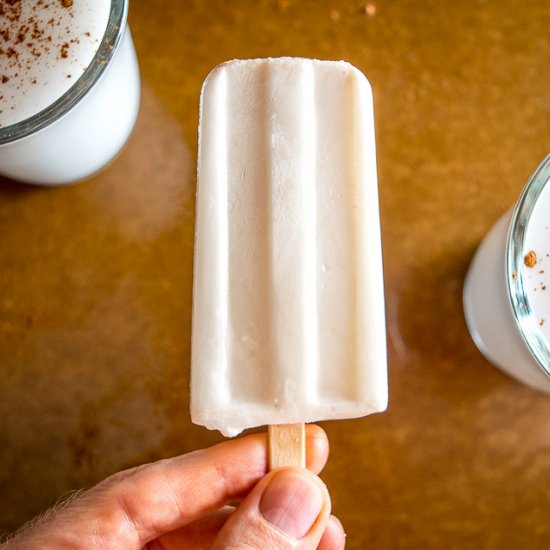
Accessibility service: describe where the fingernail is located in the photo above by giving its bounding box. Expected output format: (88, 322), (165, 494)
(259, 469), (325, 539)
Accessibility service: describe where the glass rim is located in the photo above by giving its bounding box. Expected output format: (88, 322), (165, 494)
(0, 0), (128, 146)
(506, 152), (550, 376)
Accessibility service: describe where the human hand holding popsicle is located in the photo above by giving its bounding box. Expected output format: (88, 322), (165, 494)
(1, 426), (345, 549)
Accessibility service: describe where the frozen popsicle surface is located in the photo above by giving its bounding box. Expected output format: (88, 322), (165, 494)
(191, 57), (387, 437)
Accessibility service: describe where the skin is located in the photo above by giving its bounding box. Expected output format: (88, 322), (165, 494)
(1, 425), (346, 550)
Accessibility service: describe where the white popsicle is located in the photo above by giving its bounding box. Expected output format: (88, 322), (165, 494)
(191, 57), (387, 438)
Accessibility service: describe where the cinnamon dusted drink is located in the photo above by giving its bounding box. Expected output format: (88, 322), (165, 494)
(0, 0), (140, 185)
(464, 154), (550, 392)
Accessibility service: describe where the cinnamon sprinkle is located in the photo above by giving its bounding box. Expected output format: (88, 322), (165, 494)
(524, 251), (537, 268)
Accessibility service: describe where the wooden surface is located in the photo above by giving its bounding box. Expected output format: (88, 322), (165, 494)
(268, 424), (306, 470)
(2, 1), (550, 548)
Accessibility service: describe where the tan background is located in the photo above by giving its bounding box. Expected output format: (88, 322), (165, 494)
(2, 0), (550, 547)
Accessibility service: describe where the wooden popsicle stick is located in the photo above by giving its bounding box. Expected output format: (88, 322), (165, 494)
(268, 423), (306, 470)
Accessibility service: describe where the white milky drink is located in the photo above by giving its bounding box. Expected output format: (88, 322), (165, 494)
(191, 58), (388, 437)
(464, 154), (550, 392)
(0, 0), (140, 185)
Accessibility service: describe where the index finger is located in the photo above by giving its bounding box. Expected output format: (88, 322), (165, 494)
(19, 424), (329, 549)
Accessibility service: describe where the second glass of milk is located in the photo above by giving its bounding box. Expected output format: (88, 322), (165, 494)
(0, 0), (140, 185)
(464, 154), (550, 392)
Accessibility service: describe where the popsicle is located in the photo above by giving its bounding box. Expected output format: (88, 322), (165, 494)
(191, 58), (387, 460)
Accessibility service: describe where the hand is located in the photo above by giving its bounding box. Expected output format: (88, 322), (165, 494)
(2, 425), (345, 549)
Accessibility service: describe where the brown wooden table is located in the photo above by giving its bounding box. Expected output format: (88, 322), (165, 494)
(2, 1), (550, 547)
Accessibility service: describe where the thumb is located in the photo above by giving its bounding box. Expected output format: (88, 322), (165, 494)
(212, 467), (331, 549)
